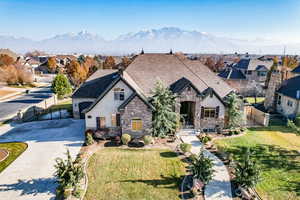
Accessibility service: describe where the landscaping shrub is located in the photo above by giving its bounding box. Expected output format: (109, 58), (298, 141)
(234, 148), (260, 188)
(295, 116), (300, 127)
(234, 129), (240, 135)
(85, 133), (94, 146)
(189, 149), (215, 184)
(52, 74), (72, 99)
(54, 150), (84, 198)
(199, 135), (212, 144)
(143, 135), (153, 145)
(121, 134), (131, 145)
(287, 120), (300, 135)
(180, 143), (192, 153)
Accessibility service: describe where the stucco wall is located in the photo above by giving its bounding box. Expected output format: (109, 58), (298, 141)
(120, 96), (152, 138)
(276, 94), (300, 117)
(72, 98), (96, 119)
(85, 80), (133, 129)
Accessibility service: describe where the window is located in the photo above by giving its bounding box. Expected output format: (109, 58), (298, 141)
(114, 88), (125, 100)
(201, 106), (220, 119)
(287, 100), (293, 107)
(277, 95), (281, 105)
(204, 108), (216, 118)
(131, 118), (143, 131)
(246, 70), (252, 75)
(257, 71), (267, 77)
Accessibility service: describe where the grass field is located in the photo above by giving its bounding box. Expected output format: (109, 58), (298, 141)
(245, 97), (265, 104)
(49, 99), (72, 112)
(215, 127), (300, 200)
(0, 142), (28, 173)
(85, 148), (186, 200)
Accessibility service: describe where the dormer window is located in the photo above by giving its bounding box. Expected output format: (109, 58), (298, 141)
(114, 88), (125, 100)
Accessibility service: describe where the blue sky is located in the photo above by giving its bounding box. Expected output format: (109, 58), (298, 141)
(0, 0), (299, 42)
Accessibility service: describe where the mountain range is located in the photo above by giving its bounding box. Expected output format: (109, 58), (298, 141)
(0, 27), (298, 55)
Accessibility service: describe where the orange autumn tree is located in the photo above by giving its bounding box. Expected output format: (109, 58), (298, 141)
(103, 56), (116, 69)
(0, 54), (15, 66)
(66, 60), (88, 87)
(47, 57), (57, 73)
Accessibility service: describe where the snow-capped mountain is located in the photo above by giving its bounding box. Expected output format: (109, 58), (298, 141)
(0, 27), (298, 54)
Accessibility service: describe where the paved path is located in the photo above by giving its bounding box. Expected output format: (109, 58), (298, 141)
(0, 86), (53, 121)
(0, 119), (85, 200)
(180, 132), (232, 200)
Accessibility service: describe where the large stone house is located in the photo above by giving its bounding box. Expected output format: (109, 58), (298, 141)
(218, 58), (272, 96)
(72, 53), (234, 137)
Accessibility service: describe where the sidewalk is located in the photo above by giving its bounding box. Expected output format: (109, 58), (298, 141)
(180, 133), (232, 200)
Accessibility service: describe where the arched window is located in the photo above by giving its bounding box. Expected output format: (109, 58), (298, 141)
(114, 88), (125, 100)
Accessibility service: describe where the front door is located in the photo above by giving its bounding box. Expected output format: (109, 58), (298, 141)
(180, 101), (195, 128)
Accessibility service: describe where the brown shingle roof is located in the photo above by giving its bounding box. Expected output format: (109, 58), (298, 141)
(125, 53), (233, 98)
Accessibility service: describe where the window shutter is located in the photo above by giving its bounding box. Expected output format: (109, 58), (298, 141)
(116, 114), (121, 126)
(216, 106), (220, 118)
(201, 106), (204, 119)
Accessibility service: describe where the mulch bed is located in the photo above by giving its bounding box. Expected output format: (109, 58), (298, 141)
(0, 149), (9, 162)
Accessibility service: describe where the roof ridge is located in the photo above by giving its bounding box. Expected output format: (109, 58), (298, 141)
(173, 54), (209, 88)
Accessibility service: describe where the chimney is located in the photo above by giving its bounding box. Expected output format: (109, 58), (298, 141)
(297, 90), (300, 99)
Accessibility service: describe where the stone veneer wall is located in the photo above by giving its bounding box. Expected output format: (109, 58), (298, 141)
(120, 96), (152, 138)
(175, 86), (225, 130)
(175, 86), (202, 129)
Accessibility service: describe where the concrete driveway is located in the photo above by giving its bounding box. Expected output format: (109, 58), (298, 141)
(0, 119), (85, 200)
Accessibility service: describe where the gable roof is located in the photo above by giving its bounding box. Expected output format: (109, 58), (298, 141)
(277, 76), (300, 99)
(234, 58), (272, 71)
(72, 72), (119, 98)
(201, 87), (225, 105)
(291, 64), (300, 74)
(218, 67), (246, 80)
(169, 77), (201, 94)
(124, 53), (233, 98)
(118, 92), (155, 111)
(83, 74), (153, 113)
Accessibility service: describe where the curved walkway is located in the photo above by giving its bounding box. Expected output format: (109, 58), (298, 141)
(180, 132), (232, 200)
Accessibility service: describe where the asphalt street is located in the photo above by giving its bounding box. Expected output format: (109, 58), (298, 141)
(0, 86), (53, 121)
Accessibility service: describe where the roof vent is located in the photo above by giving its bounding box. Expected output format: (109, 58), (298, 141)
(297, 90), (300, 99)
(141, 49), (144, 54)
(169, 49), (173, 54)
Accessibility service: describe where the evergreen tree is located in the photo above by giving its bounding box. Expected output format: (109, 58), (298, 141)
(189, 149), (215, 184)
(234, 148), (260, 188)
(52, 74), (72, 98)
(227, 93), (244, 129)
(151, 81), (178, 137)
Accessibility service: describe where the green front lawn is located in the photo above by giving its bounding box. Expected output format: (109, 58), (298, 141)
(245, 97), (265, 104)
(85, 148), (186, 200)
(0, 142), (28, 173)
(215, 127), (300, 200)
(48, 99), (72, 112)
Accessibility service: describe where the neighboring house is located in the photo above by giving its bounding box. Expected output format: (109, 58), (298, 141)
(218, 58), (273, 96)
(276, 76), (300, 118)
(264, 69), (298, 118)
(72, 53), (234, 137)
(234, 58), (272, 83)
